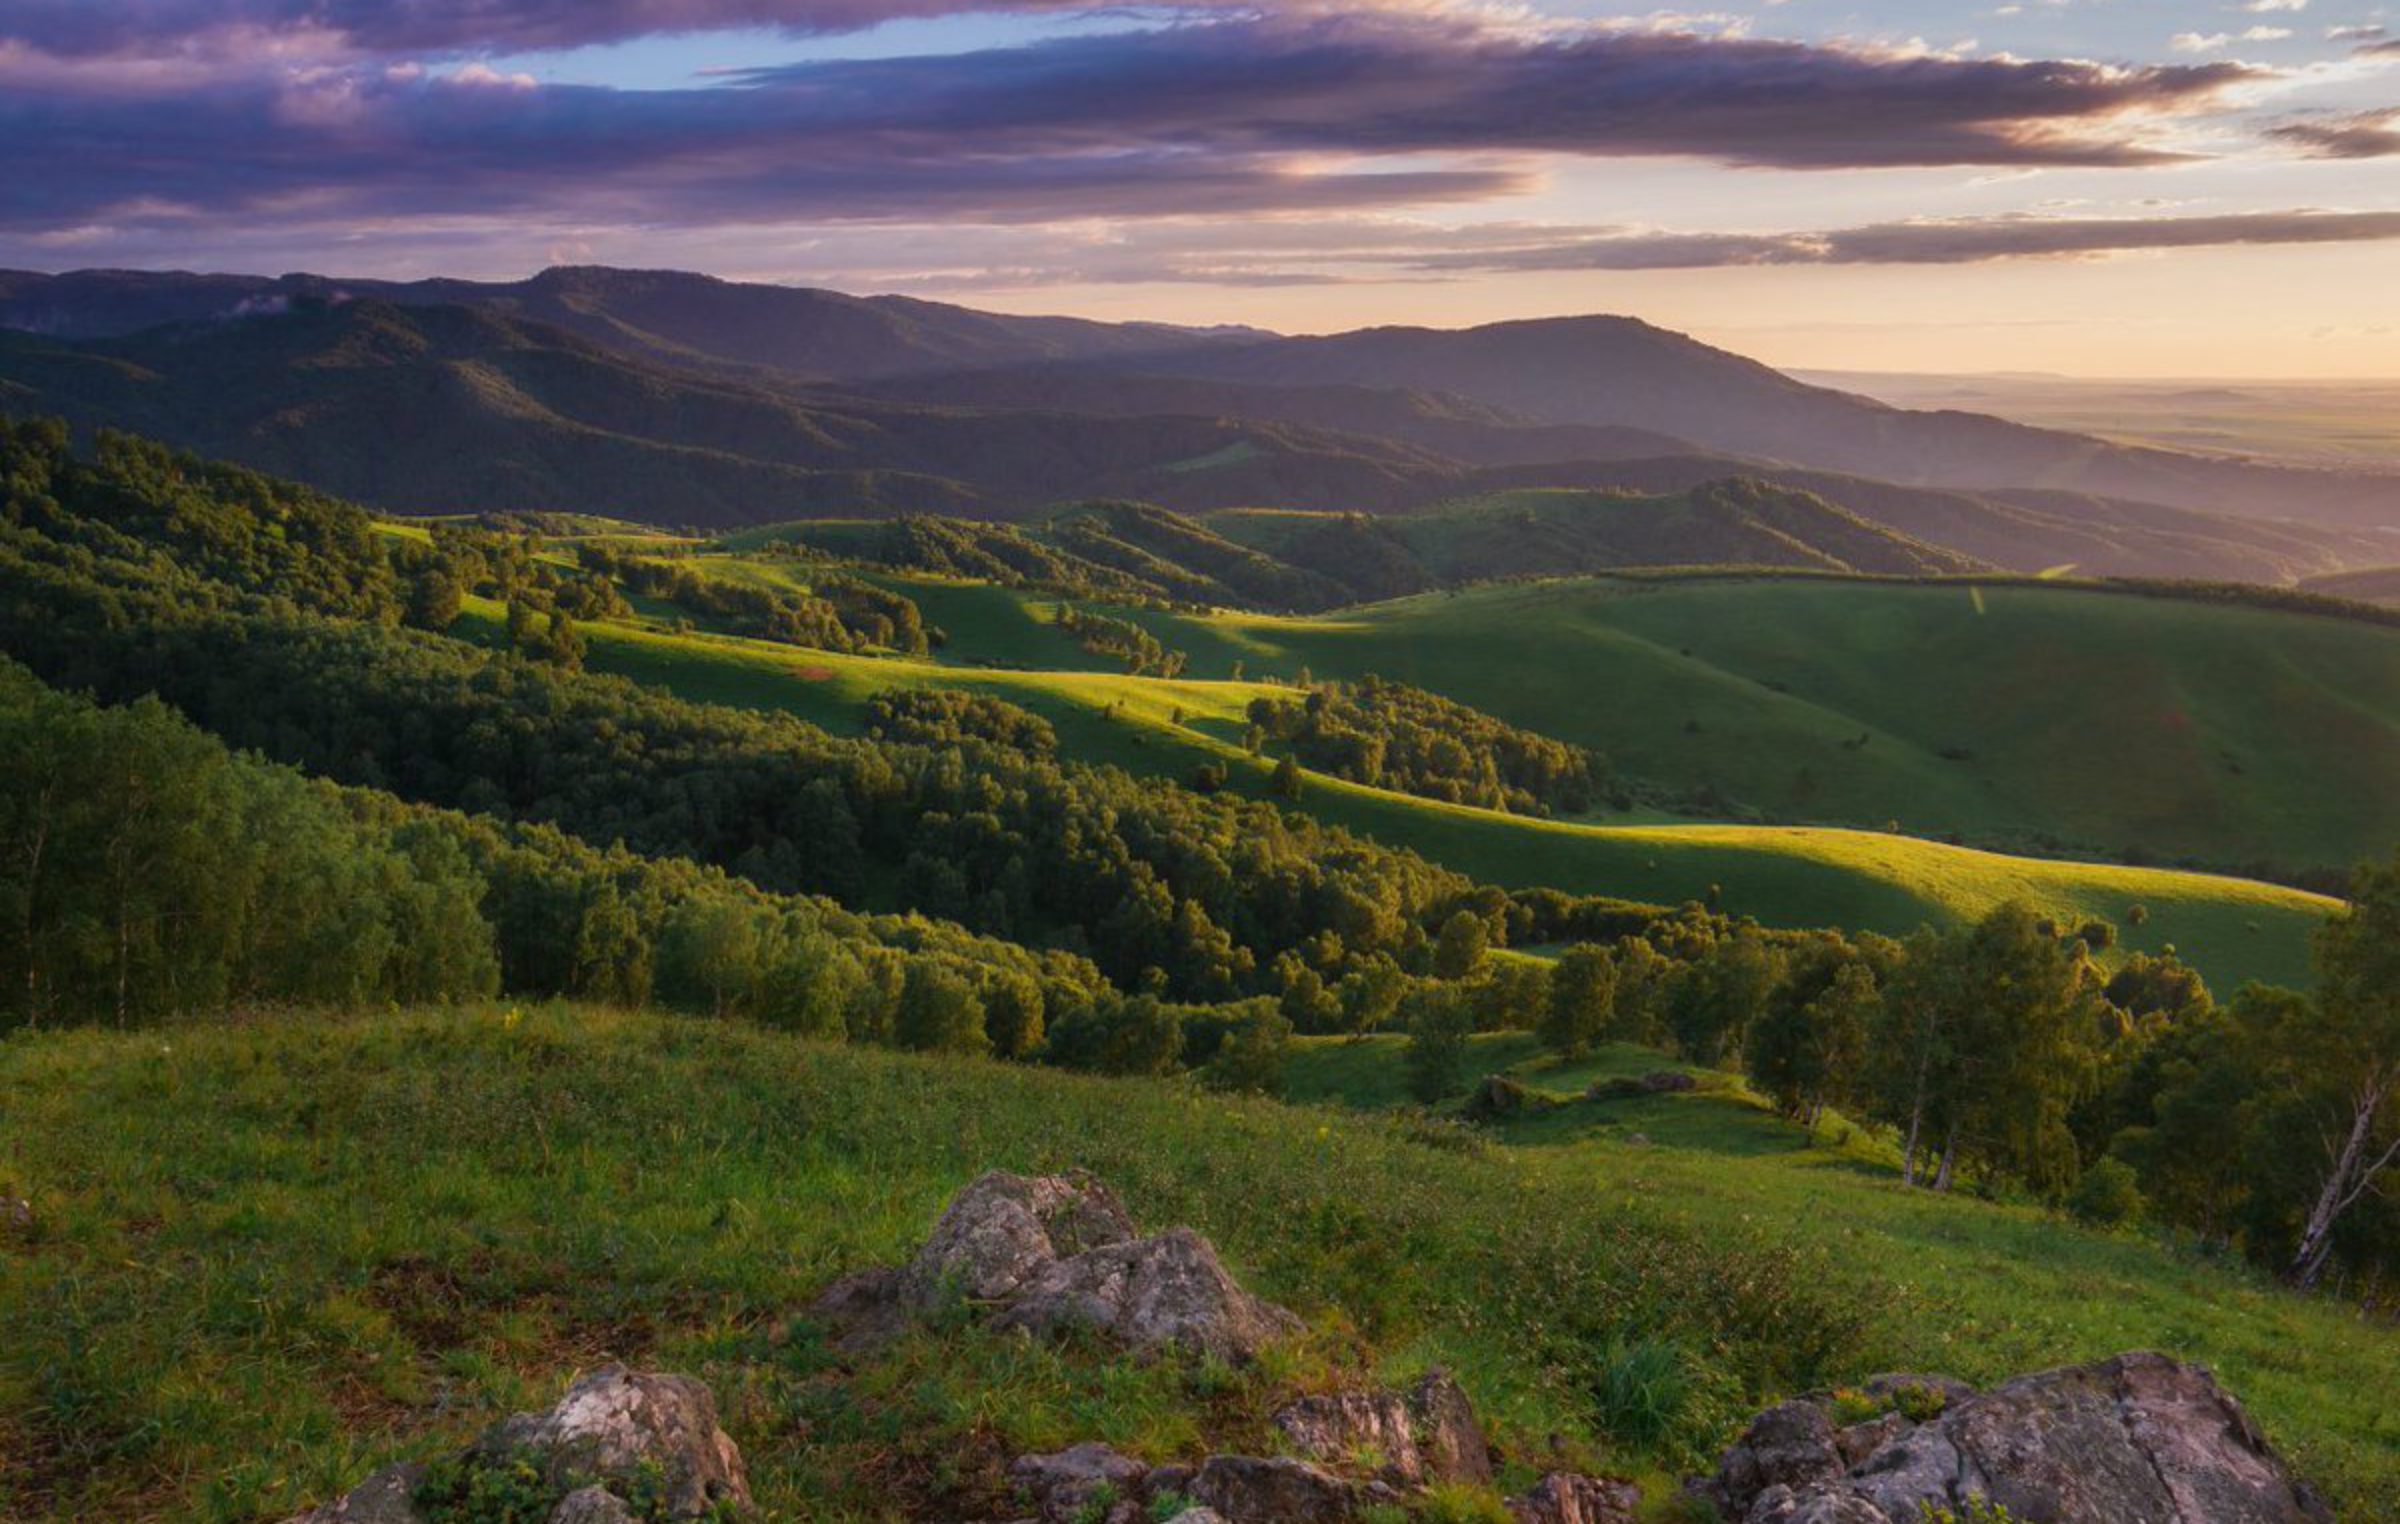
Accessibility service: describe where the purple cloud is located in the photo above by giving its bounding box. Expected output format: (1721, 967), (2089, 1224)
(0, 1), (1097, 57)
(0, 13), (2258, 245)
(1404, 210), (2400, 272)
(2269, 109), (2400, 159)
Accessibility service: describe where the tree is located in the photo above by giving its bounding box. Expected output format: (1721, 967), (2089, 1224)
(1665, 930), (1777, 1068)
(406, 570), (463, 632)
(1206, 1005), (1293, 1095)
(1432, 910), (1491, 980)
(896, 960), (987, 1055)
(1335, 954), (1407, 1040)
(2284, 855), (2400, 1287)
(1270, 755), (1304, 800)
(1405, 988), (1475, 1104)
(1541, 943), (1617, 1059)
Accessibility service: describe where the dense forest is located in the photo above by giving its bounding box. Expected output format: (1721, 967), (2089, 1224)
(2, 413), (2395, 1295)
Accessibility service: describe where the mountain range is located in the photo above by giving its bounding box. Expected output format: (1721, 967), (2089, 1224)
(1, 263), (2392, 583)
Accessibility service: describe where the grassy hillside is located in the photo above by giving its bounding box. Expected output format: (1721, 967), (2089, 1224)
(497, 586), (2345, 992)
(4, 1007), (2395, 1522)
(1090, 576), (2400, 881)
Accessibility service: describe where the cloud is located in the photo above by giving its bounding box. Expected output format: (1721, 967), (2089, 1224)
(0, 1), (1109, 58)
(2268, 108), (2400, 157)
(1399, 209), (2400, 271)
(0, 11), (2262, 251)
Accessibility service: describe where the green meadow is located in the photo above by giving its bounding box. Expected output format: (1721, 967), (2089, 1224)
(5, 1008), (2395, 1523)
(469, 570), (2352, 993)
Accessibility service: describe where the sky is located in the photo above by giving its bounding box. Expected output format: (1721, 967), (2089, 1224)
(2, 0), (2397, 376)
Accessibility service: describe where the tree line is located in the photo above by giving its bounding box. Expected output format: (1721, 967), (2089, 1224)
(1246, 675), (1601, 817)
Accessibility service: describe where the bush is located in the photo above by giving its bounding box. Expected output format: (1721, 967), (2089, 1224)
(2066, 1157), (2144, 1229)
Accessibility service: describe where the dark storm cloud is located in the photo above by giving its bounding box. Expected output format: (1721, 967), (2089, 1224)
(2269, 109), (2400, 159)
(1406, 210), (2400, 271)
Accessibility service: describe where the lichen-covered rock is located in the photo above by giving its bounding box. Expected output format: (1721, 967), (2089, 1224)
(1711, 1401), (1845, 1519)
(1704, 1353), (2332, 1524)
(549, 1485), (638, 1524)
(812, 1170), (1296, 1365)
(1504, 1472), (1641, 1524)
(1159, 1511), (1229, 1524)
(1271, 1369), (1490, 1487)
(1188, 1454), (1359, 1523)
(905, 1170), (1137, 1306)
(993, 1225), (1301, 1364)
(281, 1463), (428, 1524)
(478, 1365), (750, 1518)
(1008, 1442), (1151, 1523)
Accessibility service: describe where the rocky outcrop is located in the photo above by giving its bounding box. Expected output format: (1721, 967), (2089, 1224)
(815, 1170), (1299, 1365)
(1010, 1442), (1153, 1524)
(1505, 1471), (1642, 1524)
(1189, 1454), (1369, 1523)
(282, 1365), (750, 1524)
(1703, 1353), (2331, 1524)
(1271, 1370), (1491, 1487)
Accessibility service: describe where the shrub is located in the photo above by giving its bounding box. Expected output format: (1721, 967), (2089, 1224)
(2066, 1157), (2144, 1229)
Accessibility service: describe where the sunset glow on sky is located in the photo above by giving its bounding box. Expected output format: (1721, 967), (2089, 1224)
(5, 0), (2397, 375)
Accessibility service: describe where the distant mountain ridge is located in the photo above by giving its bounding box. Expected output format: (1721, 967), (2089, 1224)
(0, 264), (2391, 581)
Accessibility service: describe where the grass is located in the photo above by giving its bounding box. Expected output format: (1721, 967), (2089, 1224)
(466, 587), (2344, 993)
(1098, 576), (2400, 879)
(4, 1007), (2397, 1522)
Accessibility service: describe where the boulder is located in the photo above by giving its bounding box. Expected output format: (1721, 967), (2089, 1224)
(1008, 1442), (1151, 1524)
(1505, 1472), (1642, 1524)
(1702, 1353), (2332, 1524)
(1188, 1454), (1360, 1524)
(1711, 1401), (1844, 1519)
(283, 1366), (749, 1524)
(478, 1365), (751, 1519)
(988, 1226), (1300, 1365)
(813, 1171), (1297, 1365)
(549, 1486), (638, 1524)
(1271, 1370), (1490, 1487)
(282, 1463), (428, 1524)
(906, 1170), (1137, 1306)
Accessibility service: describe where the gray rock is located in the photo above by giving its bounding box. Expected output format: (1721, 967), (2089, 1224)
(994, 1226), (1301, 1365)
(1143, 1462), (1198, 1502)
(280, 1463), (428, 1524)
(906, 1171), (1138, 1307)
(1504, 1472), (1642, 1524)
(1188, 1454), (1358, 1523)
(1741, 1485), (1890, 1524)
(478, 1365), (751, 1519)
(1711, 1401), (1844, 1519)
(1832, 1414), (1909, 1469)
(1405, 1370), (1493, 1486)
(1271, 1369), (1490, 1487)
(1161, 1511), (1230, 1524)
(549, 1485), (638, 1524)
(1706, 1353), (2331, 1524)
(1009, 1442), (1151, 1524)
(817, 1171), (1296, 1366)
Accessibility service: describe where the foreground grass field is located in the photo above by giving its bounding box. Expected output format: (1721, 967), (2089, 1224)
(3, 1008), (2396, 1522)
(476, 593), (2343, 991)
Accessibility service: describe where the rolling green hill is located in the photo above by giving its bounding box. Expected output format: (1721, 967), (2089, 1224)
(504, 577), (2352, 992)
(1090, 575), (2400, 882)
